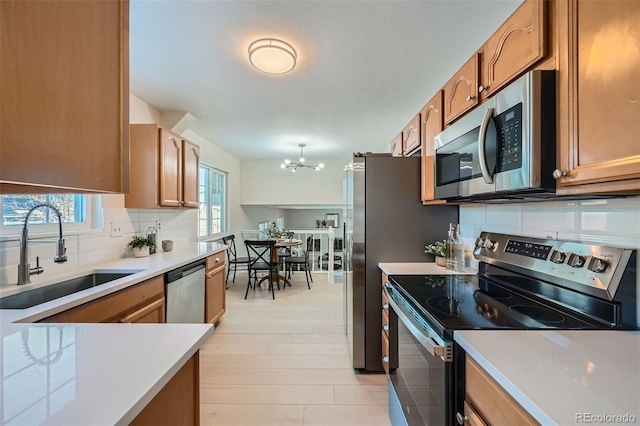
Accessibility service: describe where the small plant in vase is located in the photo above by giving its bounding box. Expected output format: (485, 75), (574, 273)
(265, 222), (287, 239)
(128, 234), (156, 258)
(425, 240), (447, 267)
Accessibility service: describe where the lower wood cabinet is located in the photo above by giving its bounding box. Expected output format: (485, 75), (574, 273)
(464, 355), (538, 426)
(43, 276), (165, 323)
(130, 351), (200, 426)
(205, 253), (226, 324)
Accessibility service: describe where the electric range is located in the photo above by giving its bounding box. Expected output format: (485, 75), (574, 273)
(383, 231), (638, 426)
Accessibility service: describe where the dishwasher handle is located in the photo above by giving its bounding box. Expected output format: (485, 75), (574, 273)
(166, 260), (206, 283)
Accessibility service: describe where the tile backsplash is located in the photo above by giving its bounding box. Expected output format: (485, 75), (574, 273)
(0, 207), (196, 286)
(459, 197), (640, 266)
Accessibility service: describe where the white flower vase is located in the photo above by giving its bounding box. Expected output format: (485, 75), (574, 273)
(133, 246), (149, 258)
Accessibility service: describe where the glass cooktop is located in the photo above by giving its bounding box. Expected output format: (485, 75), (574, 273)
(388, 274), (610, 340)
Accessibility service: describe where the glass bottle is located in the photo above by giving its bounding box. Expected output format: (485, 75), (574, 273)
(453, 224), (465, 272)
(445, 223), (455, 270)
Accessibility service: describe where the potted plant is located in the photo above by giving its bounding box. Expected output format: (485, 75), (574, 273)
(128, 234), (156, 258)
(425, 240), (447, 267)
(265, 222), (287, 239)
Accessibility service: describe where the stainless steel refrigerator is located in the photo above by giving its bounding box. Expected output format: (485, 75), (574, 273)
(343, 153), (458, 372)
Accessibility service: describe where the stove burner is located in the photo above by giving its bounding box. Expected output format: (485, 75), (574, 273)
(480, 287), (513, 300)
(426, 296), (461, 316)
(509, 305), (565, 324)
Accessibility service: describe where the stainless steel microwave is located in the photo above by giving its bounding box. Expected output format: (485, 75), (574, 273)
(434, 70), (556, 201)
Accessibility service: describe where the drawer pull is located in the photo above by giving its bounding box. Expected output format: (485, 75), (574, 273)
(456, 412), (469, 425)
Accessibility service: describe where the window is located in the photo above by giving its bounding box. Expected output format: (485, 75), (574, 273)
(198, 163), (227, 238)
(1, 194), (88, 233)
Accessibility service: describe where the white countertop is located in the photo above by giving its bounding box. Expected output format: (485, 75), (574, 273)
(0, 242), (225, 426)
(455, 330), (640, 425)
(378, 262), (476, 276)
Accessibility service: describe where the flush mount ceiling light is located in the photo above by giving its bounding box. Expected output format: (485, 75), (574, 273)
(281, 144), (324, 172)
(248, 38), (297, 74)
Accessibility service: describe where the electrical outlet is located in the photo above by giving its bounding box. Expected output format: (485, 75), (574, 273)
(156, 220), (162, 231)
(110, 222), (123, 237)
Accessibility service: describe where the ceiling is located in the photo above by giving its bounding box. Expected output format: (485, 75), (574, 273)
(129, 0), (523, 162)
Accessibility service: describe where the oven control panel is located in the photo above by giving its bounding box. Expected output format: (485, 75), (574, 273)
(473, 231), (634, 301)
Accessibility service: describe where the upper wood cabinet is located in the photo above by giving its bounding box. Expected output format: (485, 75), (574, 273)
(555, 0), (640, 194)
(402, 114), (421, 156)
(126, 124), (200, 209)
(480, 0), (546, 98)
(0, 0), (129, 194)
(443, 54), (479, 125)
(391, 132), (403, 157)
(420, 91), (445, 204)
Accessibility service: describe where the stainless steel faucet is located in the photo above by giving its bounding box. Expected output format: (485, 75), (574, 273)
(17, 202), (67, 285)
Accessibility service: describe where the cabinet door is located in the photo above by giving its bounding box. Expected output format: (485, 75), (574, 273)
(119, 298), (165, 323)
(481, 0), (546, 98)
(206, 264), (226, 324)
(402, 114), (421, 156)
(391, 132), (403, 157)
(159, 129), (183, 207)
(182, 140), (200, 208)
(556, 0), (640, 193)
(420, 91), (445, 203)
(443, 55), (479, 125)
(0, 0), (129, 193)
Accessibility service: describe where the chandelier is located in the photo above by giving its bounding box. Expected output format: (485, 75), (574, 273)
(280, 144), (324, 172)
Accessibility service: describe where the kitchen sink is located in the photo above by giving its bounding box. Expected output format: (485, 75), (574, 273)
(0, 270), (143, 310)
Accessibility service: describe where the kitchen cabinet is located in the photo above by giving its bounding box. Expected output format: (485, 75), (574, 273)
(402, 114), (421, 156)
(554, 0), (640, 194)
(380, 272), (397, 374)
(44, 276), (165, 323)
(0, 0), (129, 194)
(443, 54), (479, 125)
(463, 355), (538, 426)
(479, 0), (546, 99)
(205, 253), (226, 324)
(130, 351), (200, 426)
(420, 91), (446, 204)
(391, 132), (403, 157)
(126, 124), (200, 209)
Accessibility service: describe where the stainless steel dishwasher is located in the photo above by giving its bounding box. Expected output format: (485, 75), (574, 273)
(165, 259), (206, 323)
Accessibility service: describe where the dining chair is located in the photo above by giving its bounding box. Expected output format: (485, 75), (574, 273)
(284, 235), (313, 289)
(244, 239), (280, 300)
(221, 234), (251, 285)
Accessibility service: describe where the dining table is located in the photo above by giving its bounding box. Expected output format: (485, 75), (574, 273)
(256, 238), (303, 289)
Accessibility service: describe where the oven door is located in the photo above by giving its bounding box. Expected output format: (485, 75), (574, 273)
(385, 286), (455, 426)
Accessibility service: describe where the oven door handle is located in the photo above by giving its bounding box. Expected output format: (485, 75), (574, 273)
(478, 108), (495, 184)
(383, 285), (451, 361)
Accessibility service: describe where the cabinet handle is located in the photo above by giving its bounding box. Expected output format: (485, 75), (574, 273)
(206, 273), (213, 279)
(456, 412), (469, 425)
(382, 324), (389, 331)
(466, 95), (476, 102)
(552, 169), (570, 179)
(382, 355), (389, 364)
(383, 303), (389, 309)
(478, 85), (489, 93)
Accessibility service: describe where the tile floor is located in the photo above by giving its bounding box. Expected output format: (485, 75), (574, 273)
(199, 271), (391, 426)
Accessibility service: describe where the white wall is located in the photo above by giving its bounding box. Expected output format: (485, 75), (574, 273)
(240, 158), (346, 206)
(284, 209), (343, 232)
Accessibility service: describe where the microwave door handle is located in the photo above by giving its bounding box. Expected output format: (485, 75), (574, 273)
(478, 108), (495, 184)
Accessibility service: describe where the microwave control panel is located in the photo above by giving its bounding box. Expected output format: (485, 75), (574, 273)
(494, 103), (522, 173)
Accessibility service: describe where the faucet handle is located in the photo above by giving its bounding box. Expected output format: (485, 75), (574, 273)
(31, 257), (44, 275)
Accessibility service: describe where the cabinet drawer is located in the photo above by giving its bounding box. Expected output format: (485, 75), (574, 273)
(381, 330), (390, 375)
(206, 252), (226, 271)
(46, 276), (164, 323)
(465, 356), (538, 426)
(382, 309), (390, 337)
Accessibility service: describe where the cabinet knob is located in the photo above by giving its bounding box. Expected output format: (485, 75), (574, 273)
(466, 95), (476, 102)
(456, 412), (469, 425)
(180, 200), (185, 205)
(216, 257), (220, 262)
(383, 303), (389, 309)
(382, 355), (389, 363)
(552, 169), (569, 179)
(478, 85), (489, 93)
(383, 324), (389, 331)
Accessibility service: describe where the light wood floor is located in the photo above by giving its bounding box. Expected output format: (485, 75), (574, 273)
(199, 271), (391, 426)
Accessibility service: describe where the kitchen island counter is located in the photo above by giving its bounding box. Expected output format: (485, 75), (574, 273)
(0, 242), (225, 425)
(455, 330), (640, 425)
